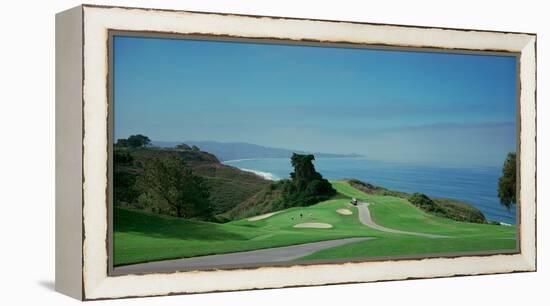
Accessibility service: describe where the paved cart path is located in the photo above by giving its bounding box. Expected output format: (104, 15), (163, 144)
(356, 202), (448, 238)
(115, 237), (373, 274)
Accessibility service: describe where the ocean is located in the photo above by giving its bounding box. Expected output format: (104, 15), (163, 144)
(223, 158), (517, 224)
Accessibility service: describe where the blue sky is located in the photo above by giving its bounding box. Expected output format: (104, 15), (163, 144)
(114, 35), (517, 166)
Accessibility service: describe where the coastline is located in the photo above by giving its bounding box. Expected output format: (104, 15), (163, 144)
(239, 168), (279, 181)
(222, 157), (516, 225)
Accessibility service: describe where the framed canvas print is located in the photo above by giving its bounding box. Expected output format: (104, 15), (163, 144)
(55, 4), (537, 300)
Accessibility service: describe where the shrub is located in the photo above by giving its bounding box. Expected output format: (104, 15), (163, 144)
(114, 150), (134, 165)
(408, 193), (444, 214)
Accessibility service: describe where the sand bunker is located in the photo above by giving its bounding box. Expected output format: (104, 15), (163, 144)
(336, 208), (353, 215)
(248, 212), (280, 221)
(293, 222), (333, 229)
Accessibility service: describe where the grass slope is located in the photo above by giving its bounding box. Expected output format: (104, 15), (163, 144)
(114, 147), (269, 216)
(300, 182), (516, 260)
(114, 198), (373, 265)
(114, 181), (516, 266)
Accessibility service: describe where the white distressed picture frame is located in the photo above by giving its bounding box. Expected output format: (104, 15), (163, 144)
(55, 4), (536, 300)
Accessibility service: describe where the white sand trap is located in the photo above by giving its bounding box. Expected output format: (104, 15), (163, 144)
(293, 222), (333, 229)
(336, 208), (353, 215)
(248, 211), (280, 221)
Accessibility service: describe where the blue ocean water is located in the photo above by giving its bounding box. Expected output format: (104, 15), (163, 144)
(223, 158), (517, 224)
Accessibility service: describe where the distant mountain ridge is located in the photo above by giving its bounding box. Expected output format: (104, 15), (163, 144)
(152, 140), (362, 162)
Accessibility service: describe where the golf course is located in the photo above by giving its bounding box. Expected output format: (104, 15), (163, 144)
(114, 180), (517, 269)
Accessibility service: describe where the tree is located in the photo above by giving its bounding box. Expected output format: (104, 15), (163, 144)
(126, 134), (151, 148)
(136, 157), (213, 219)
(290, 154), (321, 187)
(498, 152), (517, 210)
(115, 138), (128, 147)
(113, 151), (137, 205)
(115, 134), (151, 148)
(279, 153), (336, 208)
(191, 145), (200, 151)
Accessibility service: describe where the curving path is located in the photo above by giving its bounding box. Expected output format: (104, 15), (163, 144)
(357, 202), (448, 238)
(114, 237), (373, 274)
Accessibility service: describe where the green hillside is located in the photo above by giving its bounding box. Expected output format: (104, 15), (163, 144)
(114, 181), (516, 266)
(114, 146), (269, 217)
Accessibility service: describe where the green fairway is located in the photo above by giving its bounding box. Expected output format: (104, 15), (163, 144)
(331, 181), (516, 238)
(114, 181), (517, 266)
(114, 198), (375, 265)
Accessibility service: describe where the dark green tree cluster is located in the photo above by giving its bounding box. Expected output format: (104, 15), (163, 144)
(115, 134), (151, 148)
(113, 134), (213, 220)
(498, 152), (516, 210)
(113, 171), (140, 206)
(407, 193), (444, 215)
(278, 153), (336, 209)
(136, 157), (213, 219)
(113, 150), (138, 205)
(114, 150), (134, 165)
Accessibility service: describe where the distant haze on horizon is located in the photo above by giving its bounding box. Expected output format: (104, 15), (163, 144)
(114, 36), (517, 167)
